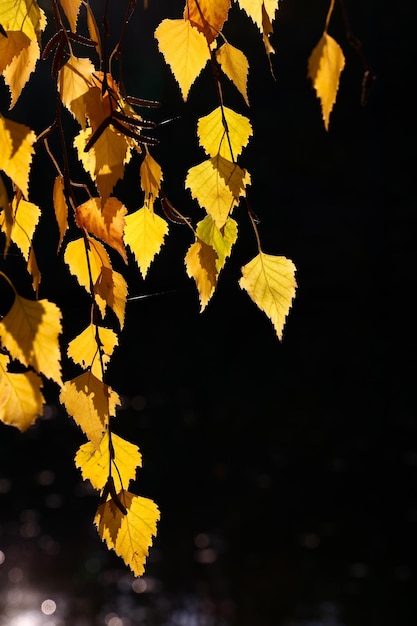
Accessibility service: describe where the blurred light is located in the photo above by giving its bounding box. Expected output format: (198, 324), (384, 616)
(194, 533), (209, 548)
(0, 477), (11, 493)
(0, 550), (5, 564)
(9, 610), (42, 626)
(36, 470), (55, 486)
(132, 578), (147, 593)
(8, 567), (23, 583)
(194, 548), (217, 564)
(299, 532), (320, 549)
(41, 599), (57, 615)
(44, 494), (63, 508)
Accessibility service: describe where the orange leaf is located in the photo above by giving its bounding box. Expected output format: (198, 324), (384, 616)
(184, 0), (231, 43)
(76, 197), (127, 262)
(52, 175), (69, 251)
(0, 352), (44, 431)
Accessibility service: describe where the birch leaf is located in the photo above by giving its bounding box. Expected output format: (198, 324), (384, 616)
(197, 106), (252, 159)
(308, 33), (345, 131)
(0, 352), (44, 431)
(95, 490), (160, 577)
(216, 44), (249, 105)
(52, 175), (69, 252)
(185, 238), (218, 311)
(125, 207), (168, 279)
(184, 0), (231, 44)
(67, 324), (118, 380)
(239, 252), (296, 339)
(75, 197), (128, 262)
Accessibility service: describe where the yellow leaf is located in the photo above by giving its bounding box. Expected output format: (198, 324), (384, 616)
(155, 19), (211, 101)
(75, 197), (127, 262)
(64, 236), (111, 293)
(94, 266), (127, 328)
(239, 252), (296, 340)
(0, 294), (62, 383)
(124, 206), (168, 279)
(184, 0), (231, 44)
(197, 105), (252, 159)
(0, 174), (9, 214)
(27, 246), (40, 295)
(67, 323), (118, 380)
(58, 56), (96, 128)
(263, 0), (280, 23)
(0, 114), (36, 199)
(59, 372), (120, 446)
(95, 490), (159, 577)
(0, 352), (44, 431)
(0, 30), (30, 74)
(59, 0), (82, 32)
(75, 431), (142, 492)
(0, 196), (40, 260)
(140, 153), (162, 207)
(216, 44), (249, 105)
(186, 156), (250, 227)
(2, 37), (39, 107)
(185, 238), (218, 311)
(0, 0), (46, 42)
(85, 1), (102, 62)
(52, 175), (68, 252)
(236, 0), (264, 29)
(196, 214), (238, 271)
(308, 33), (345, 131)
(74, 126), (130, 201)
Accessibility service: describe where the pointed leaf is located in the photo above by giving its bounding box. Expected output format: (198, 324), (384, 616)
(94, 266), (127, 328)
(239, 252), (296, 339)
(67, 324), (118, 379)
(0, 114), (36, 199)
(125, 206), (168, 279)
(0, 0), (46, 42)
(95, 490), (159, 577)
(197, 105), (252, 159)
(3, 37), (39, 107)
(0, 294), (62, 383)
(60, 372), (120, 446)
(75, 197), (127, 262)
(64, 236), (111, 293)
(196, 214), (238, 271)
(0, 196), (40, 260)
(184, 0), (231, 44)
(216, 44), (249, 105)
(75, 431), (142, 492)
(155, 19), (210, 100)
(52, 175), (69, 251)
(59, 0), (82, 32)
(58, 56), (96, 128)
(308, 33), (345, 130)
(185, 238), (218, 311)
(0, 352), (44, 431)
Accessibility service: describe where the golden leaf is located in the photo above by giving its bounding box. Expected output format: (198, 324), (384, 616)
(58, 56), (96, 128)
(0, 293), (62, 383)
(0, 196), (40, 260)
(0, 352), (44, 431)
(94, 266), (127, 328)
(64, 236), (111, 293)
(95, 490), (159, 577)
(0, 114), (36, 199)
(239, 252), (296, 340)
(185, 238), (218, 311)
(3, 37), (39, 107)
(75, 431), (142, 492)
(0, 174), (9, 214)
(59, 0), (82, 32)
(0, 30), (30, 74)
(0, 0), (46, 42)
(308, 33), (345, 130)
(155, 19), (211, 101)
(236, 0), (264, 29)
(184, 0), (231, 44)
(59, 372), (120, 446)
(186, 156), (250, 227)
(67, 323), (118, 380)
(27, 246), (40, 295)
(75, 197), (128, 262)
(196, 214), (238, 271)
(216, 44), (249, 105)
(125, 207), (168, 279)
(197, 105), (252, 159)
(140, 153), (162, 208)
(52, 175), (69, 252)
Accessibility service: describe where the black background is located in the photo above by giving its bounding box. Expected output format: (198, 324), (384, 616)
(0, 1), (415, 625)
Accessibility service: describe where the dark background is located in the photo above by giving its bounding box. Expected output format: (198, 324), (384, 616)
(0, 1), (415, 625)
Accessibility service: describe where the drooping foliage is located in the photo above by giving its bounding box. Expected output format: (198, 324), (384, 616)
(0, 0), (373, 575)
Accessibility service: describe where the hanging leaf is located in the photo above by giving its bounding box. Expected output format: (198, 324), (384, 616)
(239, 252), (296, 339)
(95, 490), (159, 577)
(67, 323), (118, 379)
(125, 206), (168, 279)
(216, 44), (249, 105)
(308, 33), (345, 130)
(197, 106), (252, 160)
(75, 197), (128, 262)
(0, 352), (44, 431)
(184, 0), (231, 44)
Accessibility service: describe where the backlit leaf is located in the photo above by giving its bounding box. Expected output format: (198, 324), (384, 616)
(52, 175), (68, 252)
(58, 56), (96, 128)
(239, 252), (296, 339)
(185, 238), (218, 311)
(94, 266), (127, 328)
(186, 156), (250, 227)
(64, 236), (111, 293)
(0, 294), (62, 383)
(75, 197), (128, 262)
(95, 490), (159, 576)
(60, 0), (83, 32)
(0, 196), (40, 261)
(155, 19), (211, 101)
(75, 431), (142, 492)
(0, 30), (30, 74)
(125, 207), (168, 279)
(60, 372), (120, 446)
(140, 153), (162, 208)
(184, 0), (231, 44)
(216, 44), (249, 105)
(197, 106), (252, 159)
(0, 352), (44, 431)
(67, 324), (118, 380)
(196, 214), (238, 271)
(3, 37), (39, 107)
(308, 33), (345, 131)
(0, 114), (36, 199)
(0, 0), (46, 42)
